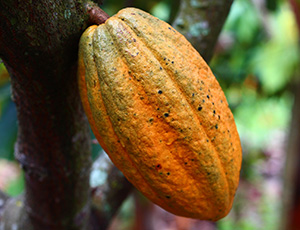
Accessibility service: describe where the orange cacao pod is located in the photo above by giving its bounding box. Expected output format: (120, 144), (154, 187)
(78, 8), (242, 221)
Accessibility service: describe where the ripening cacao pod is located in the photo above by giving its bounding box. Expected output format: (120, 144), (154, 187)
(78, 8), (242, 221)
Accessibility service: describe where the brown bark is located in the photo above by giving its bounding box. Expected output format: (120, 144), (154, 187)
(0, 1), (92, 229)
(172, 0), (234, 63)
(281, 2), (300, 230)
(281, 79), (300, 230)
(290, 0), (300, 29)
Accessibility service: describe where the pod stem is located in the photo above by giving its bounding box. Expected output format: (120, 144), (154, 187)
(85, 2), (110, 25)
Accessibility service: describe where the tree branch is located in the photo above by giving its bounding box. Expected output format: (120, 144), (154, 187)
(0, 190), (9, 221)
(89, 153), (133, 230)
(172, 0), (234, 63)
(280, 2), (300, 229)
(280, 78), (300, 230)
(290, 0), (300, 30)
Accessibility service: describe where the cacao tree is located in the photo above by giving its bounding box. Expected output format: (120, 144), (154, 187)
(0, 0), (233, 229)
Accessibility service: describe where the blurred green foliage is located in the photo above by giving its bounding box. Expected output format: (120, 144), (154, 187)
(0, 0), (299, 228)
(212, 0), (299, 229)
(211, 0), (299, 148)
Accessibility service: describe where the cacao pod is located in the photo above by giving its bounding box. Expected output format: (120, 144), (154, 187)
(78, 8), (242, 221)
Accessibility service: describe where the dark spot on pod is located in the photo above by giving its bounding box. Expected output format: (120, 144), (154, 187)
(207, 172), (211, 175)
(167, 172), (170, 175)
(191, 159), (195, 161)
(165, 195), (171, 199)
(198, 106), (202, 111)
(160, 67), (163, 70)
(213, 110), (216, 114)
(156, 164), (162, 170)
(221, 100), (223, 103)
(215, 124), (218, 129)
(206, 139), (209, 142)
(88, 43), (92, 46)
(192, 93), (195, 97)
(140, 97), (144, 100)
(184, 162), (188, 165)
(158, 90), (163, 94)
(202, 99), (205, 103)
(133, 38), (136, 42)
(171, 61), (174, 64)
(164, 57), (166, 60)
(157, 108), (160, 110)
(164, 113), (169, 117)
(212, 102), (214, 105)
(166, 63), (168, 65)
(149, 118), (154, 122)
(207, 95), (210, 99)
(218, 115), (221, 120)
(121, 18), (124, 21)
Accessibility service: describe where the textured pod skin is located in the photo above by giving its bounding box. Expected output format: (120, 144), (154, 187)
(78, 8), (242, 221)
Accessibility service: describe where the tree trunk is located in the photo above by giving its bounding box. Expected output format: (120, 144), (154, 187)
(0, 1), (91, 229)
